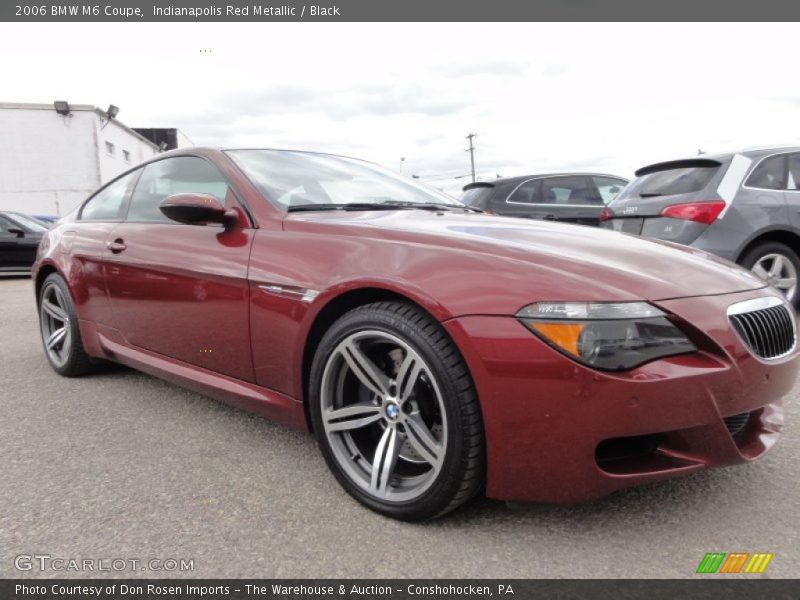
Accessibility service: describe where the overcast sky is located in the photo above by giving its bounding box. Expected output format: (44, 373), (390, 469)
(2, 22), (799, 194)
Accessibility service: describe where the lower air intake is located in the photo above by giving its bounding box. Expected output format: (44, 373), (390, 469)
(723, 412), (751, 437)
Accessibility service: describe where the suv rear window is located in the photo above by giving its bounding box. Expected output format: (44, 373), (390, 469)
(619, 160), (720, 199)
(459, 185), (493, 209)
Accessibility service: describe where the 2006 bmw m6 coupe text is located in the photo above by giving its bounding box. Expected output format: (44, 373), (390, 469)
(33, 148), (799, 520)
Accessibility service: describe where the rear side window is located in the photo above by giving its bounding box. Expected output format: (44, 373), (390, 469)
(745, 155), (787, 190)
(127, 157), (230, 223)
(80, 170), (139, 221)
(540, 176), (598, 205)
(620, 165), (719, 199)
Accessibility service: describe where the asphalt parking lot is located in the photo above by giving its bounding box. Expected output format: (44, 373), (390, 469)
(1, 276), (798, 579)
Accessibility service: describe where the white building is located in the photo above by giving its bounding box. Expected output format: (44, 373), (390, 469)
(0, 102), (191, 217)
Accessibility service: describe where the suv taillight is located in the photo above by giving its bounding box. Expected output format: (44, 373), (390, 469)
(599, 208), (611, 222)
(659, 201), (725, 225)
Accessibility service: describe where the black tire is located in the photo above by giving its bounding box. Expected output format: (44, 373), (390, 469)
(309, 301), (485, 521)
(738, 242), (800, 307)
(38, 272), (95, 377)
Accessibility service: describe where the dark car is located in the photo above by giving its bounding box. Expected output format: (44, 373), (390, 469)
(600, 146), (800, 305)
(32, 148), (798, 520)
(0, 211), (47, 273)
(459, 173), (628, 226)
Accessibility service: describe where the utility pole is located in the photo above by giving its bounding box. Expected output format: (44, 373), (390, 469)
(465, 133), (477, 183)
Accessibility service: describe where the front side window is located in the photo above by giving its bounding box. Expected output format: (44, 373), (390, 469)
(745, 155), (787, 190)
(507, 180), (541, 204)
(80, 170), (139, 221)
(540, 176), (598, 205)
(226, 150), (460, 209)
(127, 157), (230, 223)
(591, 176), (627, 204)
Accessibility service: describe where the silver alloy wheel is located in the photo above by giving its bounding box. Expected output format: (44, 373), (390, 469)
(751, 253), (798, 300)
(320, 330), (447, 502)
(40, 283), (71, 368)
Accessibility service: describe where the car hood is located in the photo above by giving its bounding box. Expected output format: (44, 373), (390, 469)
(284, 210), (766, 302)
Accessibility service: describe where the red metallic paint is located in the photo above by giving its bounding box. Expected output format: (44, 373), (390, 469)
(103, 218), (255, 382)
(443, 287), (794, 502)
(32, 148), (800, 504)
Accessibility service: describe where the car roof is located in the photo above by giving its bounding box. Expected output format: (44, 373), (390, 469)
(144, 146), (388, 173)
(634, 145), (800, 177)
(462, 172), (628, 192)
(738, 145), (800, 158)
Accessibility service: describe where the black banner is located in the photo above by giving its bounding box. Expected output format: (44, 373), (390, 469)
(2, 580), (800, 600)
(3, 0), (800, 22)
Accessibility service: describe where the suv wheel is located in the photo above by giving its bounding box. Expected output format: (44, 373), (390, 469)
(740, 242), (800, 306)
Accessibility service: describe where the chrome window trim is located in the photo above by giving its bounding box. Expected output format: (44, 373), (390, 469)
(504, 173), (628, 207)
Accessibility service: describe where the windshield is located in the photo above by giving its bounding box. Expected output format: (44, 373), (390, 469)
(227, 149), (460, 209)
(9, 213), (48, 232)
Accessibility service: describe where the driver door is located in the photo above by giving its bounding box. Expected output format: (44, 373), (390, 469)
(104, 156), (256, 382)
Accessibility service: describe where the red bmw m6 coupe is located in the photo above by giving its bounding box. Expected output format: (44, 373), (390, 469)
(33, 148), (799, 520)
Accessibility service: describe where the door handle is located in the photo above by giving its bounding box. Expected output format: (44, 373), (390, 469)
(106, 239), (127, 254)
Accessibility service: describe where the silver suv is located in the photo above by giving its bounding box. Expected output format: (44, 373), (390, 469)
(601, 146), (800, 305)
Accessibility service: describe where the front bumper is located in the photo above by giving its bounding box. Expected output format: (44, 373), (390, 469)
(443, 288), (799, 503)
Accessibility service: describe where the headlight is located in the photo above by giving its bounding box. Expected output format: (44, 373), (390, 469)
(516, 301), (696, 371)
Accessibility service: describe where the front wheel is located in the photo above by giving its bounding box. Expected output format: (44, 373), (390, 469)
(309, 302), (485, 521)
(739, 242), (800, 306)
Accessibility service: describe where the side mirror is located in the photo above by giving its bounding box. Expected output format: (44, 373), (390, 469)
(7, 227), (25, 237)
(159, 193), (237, 226)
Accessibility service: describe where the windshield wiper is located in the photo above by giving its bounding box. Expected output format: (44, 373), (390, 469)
(638, 192), (664, 198)
(287, 201), (481, 213)
(377, 200), (484, 213)
(287, 203), (401, 212)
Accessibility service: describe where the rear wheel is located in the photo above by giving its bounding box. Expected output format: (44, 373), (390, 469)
(38, 273), (94, 377)
(309, 301), (484, 521)
(739, 242), (800, 306)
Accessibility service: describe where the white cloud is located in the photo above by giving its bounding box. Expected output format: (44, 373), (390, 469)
(1, 22), (799, 195)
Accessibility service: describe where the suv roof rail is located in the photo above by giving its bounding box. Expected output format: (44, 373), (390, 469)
(741, 143), (800, 152)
